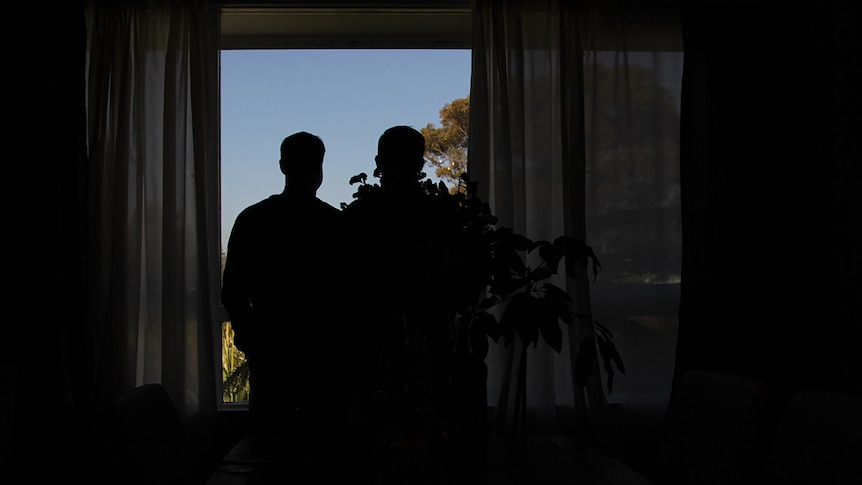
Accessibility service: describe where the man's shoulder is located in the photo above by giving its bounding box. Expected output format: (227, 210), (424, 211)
(240, 195), (282, 213)
(231, 196), (281, 228)
(313, 197), (341, 214)
(243, 194), (279, 208)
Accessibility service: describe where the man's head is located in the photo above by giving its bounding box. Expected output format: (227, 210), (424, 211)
(375, 126), (426, 182)
(279, 131), (325, 195)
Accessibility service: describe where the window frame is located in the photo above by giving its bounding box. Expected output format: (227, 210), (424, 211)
(213, 3), (472, 410)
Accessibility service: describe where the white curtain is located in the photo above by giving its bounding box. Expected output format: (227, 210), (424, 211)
(582, 5), (683, 412)
(470, 0), (682, 434)
(84, 0), (221, 422)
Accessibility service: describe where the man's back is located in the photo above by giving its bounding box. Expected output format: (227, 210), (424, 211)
(338, 126), (468, 443)
(225, 195), (340, 347)
(222, 192), (342, 434)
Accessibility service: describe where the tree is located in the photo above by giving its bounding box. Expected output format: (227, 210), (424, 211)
(583, 61), (682, 283)
(421, 96), (469, 192)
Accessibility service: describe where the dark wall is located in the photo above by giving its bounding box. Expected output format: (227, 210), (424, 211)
(2, 0), (860, 481)
(675, 0), (862, 400)
(5, 3), (91, 482)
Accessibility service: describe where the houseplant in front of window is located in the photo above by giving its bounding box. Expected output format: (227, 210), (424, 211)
(344, 170), (624, 479)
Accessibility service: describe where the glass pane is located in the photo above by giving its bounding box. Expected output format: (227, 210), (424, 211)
(219, 49), (471, 405)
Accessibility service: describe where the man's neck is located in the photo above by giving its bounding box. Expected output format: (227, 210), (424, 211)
(282, 187), (316, 199)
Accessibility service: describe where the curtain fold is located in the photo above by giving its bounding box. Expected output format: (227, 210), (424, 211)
(470, 0), (682, 435)
(582, 4), (682, 410)
(471, 0), (595, 435)
(85, 0), (220, 423)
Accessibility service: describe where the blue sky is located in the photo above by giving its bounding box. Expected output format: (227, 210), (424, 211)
(220, 49), (472, 249)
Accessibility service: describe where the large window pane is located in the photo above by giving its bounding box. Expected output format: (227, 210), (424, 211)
(218, 48), (471, 404)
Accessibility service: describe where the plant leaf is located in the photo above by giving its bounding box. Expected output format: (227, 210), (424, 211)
(542, 283), (574, 326)
(554, 236), (601, 282)
(609, 340), (626, 375)
(528, 267), (553, 282)
(505, 249), (527, 275)
(349, 172), (368, 185)
(530, 239), (551, 252)
(590, 253), (601, 282)
(478, 295), (500, 312)
(537, 241), (564, 273)
(489, 276), (529, 298)
(539, 314), (563, 353)
(596, 333), (616, 394)
(592, 318), (613, 337)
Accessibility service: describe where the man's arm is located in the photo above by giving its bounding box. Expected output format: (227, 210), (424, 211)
(220, 211), (255, 354)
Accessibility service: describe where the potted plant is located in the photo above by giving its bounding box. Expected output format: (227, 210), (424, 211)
(346, 171), (625, 442)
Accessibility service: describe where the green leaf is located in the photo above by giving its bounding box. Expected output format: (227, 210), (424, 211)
(538, 313), (563, 353)
(528, 267), (552, 283)
(609, 340), (626, 375)
(504, 249), (527, 275)
(349, 172), (368, 185)
(531, 240), (552, 255)
(596, 333), (616, 394)
(552, 236), (601, 282)
(574, 335), (596, 389)
(593, 319), (613, 337)
(489, 276), (529, 298)
(478, 311), (502, 342)
(478, 295), (500, 312)
(590, 254), (601, 282)
(537, 241), (564, 273)
(542, 283), (574, 326)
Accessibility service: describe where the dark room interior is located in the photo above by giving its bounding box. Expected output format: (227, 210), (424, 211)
(4, 0), (861, 484)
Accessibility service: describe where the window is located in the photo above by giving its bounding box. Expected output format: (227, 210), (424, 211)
(582, 37), (684, 406)
(214, 3), (683, 412)
(215, 5), (472, 407)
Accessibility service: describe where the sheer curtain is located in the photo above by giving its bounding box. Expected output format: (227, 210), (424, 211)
(470, 0), (682, 435)
(84, 0), (221, 424)
(582, 4), (682, 410)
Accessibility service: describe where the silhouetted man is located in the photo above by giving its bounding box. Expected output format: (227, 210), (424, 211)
(221, 131), (342, 437)
(341, 126), (464, 450)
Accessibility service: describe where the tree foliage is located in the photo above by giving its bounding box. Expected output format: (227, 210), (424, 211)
(421, 96), (469, 192)
(584, 61), (682, 283)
